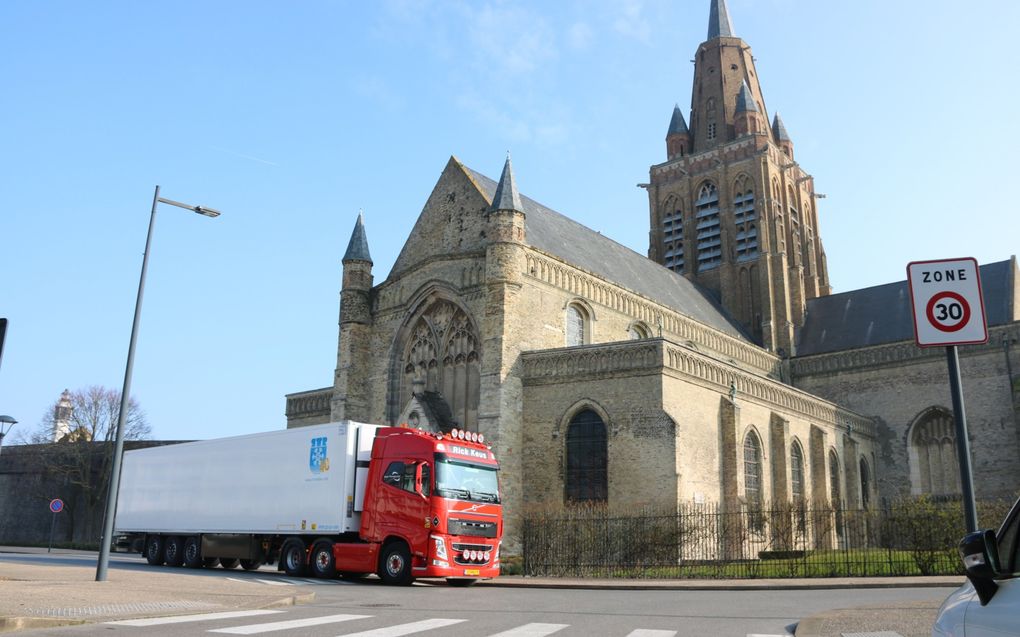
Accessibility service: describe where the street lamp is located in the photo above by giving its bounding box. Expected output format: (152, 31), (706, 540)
(0, 415), (16, 457)
(96, 186), (220, 582)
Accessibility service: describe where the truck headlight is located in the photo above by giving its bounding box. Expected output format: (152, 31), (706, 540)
(432, 535), (448, 561)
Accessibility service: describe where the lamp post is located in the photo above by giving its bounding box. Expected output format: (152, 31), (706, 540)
(96, 186), (220, 582)
(0, 415), (16, 458)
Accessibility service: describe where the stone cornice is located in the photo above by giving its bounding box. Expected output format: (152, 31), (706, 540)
(521, 339), (874, 438)
(791, 322), (1020, 378)
(285, 387), (332, 418)
(523, 248), (783, 379)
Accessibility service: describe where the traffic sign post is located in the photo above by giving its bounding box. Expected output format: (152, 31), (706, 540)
(48, 499), (64, 553)
(907, 258), (988, 533)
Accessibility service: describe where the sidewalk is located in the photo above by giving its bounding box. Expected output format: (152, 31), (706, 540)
(0, 547), (963, 635)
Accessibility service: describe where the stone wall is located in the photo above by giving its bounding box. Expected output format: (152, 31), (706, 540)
(792, 322), (1020, 502)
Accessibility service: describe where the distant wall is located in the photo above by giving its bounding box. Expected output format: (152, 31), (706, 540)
(0, 441), (185, 546)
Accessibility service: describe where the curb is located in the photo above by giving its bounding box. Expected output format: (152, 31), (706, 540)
(477, 577), (965, 592)
(0, 617), (86, 634)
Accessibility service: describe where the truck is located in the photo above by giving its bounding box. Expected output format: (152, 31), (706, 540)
(114, 422), (502, 586)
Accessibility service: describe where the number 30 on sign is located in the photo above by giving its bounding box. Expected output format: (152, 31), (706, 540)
(907, 258), (988, 347)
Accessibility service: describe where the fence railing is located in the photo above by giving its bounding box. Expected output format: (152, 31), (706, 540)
(520, 498), (1013, 579)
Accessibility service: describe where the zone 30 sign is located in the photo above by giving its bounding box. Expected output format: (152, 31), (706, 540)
(907, 257), (988, 347)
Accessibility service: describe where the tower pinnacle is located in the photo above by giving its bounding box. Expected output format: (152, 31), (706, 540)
(707, 0), (735, 39)
(342, 212), (372, 264)
(490, 154), (523, 213)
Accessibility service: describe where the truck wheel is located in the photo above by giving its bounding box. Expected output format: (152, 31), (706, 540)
(203, 557), (220, 568)
(280, 540), (308, 577)
(219, 558), (241, 569)
(240, 559), (262, 571)
(446, 578), (477, 587)
(379, 542), (414, 586)
(310, 541), (337, 579)
(183, 536), (203, 568)
(145, 535), (165, 566)
(163, 536), (185, 567)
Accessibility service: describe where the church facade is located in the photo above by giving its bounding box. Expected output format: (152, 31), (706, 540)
(285, 0), (1019, 548)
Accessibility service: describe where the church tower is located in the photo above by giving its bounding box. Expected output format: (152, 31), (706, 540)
(331, 213), (374, 422)
(647, 0), (830, 354)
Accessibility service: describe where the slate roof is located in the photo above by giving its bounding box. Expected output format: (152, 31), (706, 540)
(772, 113), (791, 143)
(462, 164), (751, 340)
(708, 0), (735, 40)
(342, 213), (372, 263)
(667, 104), (689, 136)
(736, 81), (757, 113)
(491, 155), (523, 213)
(796, 259), (1017, 356)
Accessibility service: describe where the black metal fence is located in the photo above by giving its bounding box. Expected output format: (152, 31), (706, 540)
(521, 498), (1013, 578)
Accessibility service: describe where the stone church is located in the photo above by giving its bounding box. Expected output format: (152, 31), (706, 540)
(285, 0), (1020, 543)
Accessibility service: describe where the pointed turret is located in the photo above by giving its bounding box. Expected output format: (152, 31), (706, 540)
(735, 81), (757, 113)
(773, 113), (794, 158)
(342, 212), (372, 264)
(490, 154), (523, 213)
(734, 81), (763, 137)
(707, 0), (735, 39)
(666, 104), (691, 159)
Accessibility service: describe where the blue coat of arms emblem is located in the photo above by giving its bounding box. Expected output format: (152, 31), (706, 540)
(309, 436), (329, 474)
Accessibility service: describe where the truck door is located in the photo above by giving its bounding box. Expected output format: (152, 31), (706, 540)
(379, 460), (431, 556)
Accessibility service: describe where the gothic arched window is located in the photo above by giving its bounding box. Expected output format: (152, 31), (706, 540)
(743, 431), (763, 505)
(790, 440), (805, 502)
(860, 457), (872, 509)
(909, 408), (961, 497)
(566, 409), (608, 503)
(695, 183), (721, 271)
(399, 299), (480, 431)
(733, 176), (758, 260)
(663, 199), (684, 273)
(565, 303), (589, 347)
(628, 323), (650, 340)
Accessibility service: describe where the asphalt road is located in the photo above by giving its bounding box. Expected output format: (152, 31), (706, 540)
(4, 552), (957, 637)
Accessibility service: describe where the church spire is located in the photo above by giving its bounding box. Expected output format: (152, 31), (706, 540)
(773, 112), (794, 158)
(342, 212), (372, 264)
(666, 104), (691, 160)
(735, 81), (757, 113)
(490, 153), (523, 213)
(707, 0), (735, 39)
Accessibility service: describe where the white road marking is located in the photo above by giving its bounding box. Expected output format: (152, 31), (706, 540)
(627, 631), (678, 637)
(487, 623), (569, 637)
(209, 613), (371, 634)
(336, 618), (466, 636)
(106, 610), (284, 627)
(255, 578), (293, 586)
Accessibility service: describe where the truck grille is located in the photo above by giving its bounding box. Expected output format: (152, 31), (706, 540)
(448, 518), (497, 538)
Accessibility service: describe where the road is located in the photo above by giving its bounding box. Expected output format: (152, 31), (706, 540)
(3, 552), (956, 637)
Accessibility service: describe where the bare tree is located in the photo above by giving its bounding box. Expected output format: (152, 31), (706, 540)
(25, 386), (151, 543)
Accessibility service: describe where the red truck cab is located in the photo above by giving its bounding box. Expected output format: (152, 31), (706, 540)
(341, 426), (502, 585)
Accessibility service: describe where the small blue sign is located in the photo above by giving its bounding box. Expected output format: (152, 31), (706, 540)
(49, 499), (64, 514)
(309, 436), (329, 474)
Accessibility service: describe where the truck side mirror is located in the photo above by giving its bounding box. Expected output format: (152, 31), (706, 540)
(960, 529), (1000, 606)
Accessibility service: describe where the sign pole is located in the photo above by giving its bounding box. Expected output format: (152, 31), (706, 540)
(48, 512), (57, 553)
(946, 345), (979, 533)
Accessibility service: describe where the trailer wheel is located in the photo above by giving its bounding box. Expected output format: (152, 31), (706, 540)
(310, 541), (337, 579)
(163, 536), (185, 567)
(203, 557), (220, 568)
(219, 558), (241, 569)
(145, 535), (165, 566)
(183, 536), (203, 568)
(379, 541), (414, 586)
(280, 540), (308, 577)
(240, 559), (262, 571)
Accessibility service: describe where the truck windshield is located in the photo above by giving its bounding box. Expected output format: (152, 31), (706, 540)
(435, 458), (500, 503)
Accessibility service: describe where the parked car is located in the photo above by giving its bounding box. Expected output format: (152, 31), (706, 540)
(932, 496), (1020, 636)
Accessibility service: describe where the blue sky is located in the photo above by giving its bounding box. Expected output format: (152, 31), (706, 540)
(2, 0), (1017, 442)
